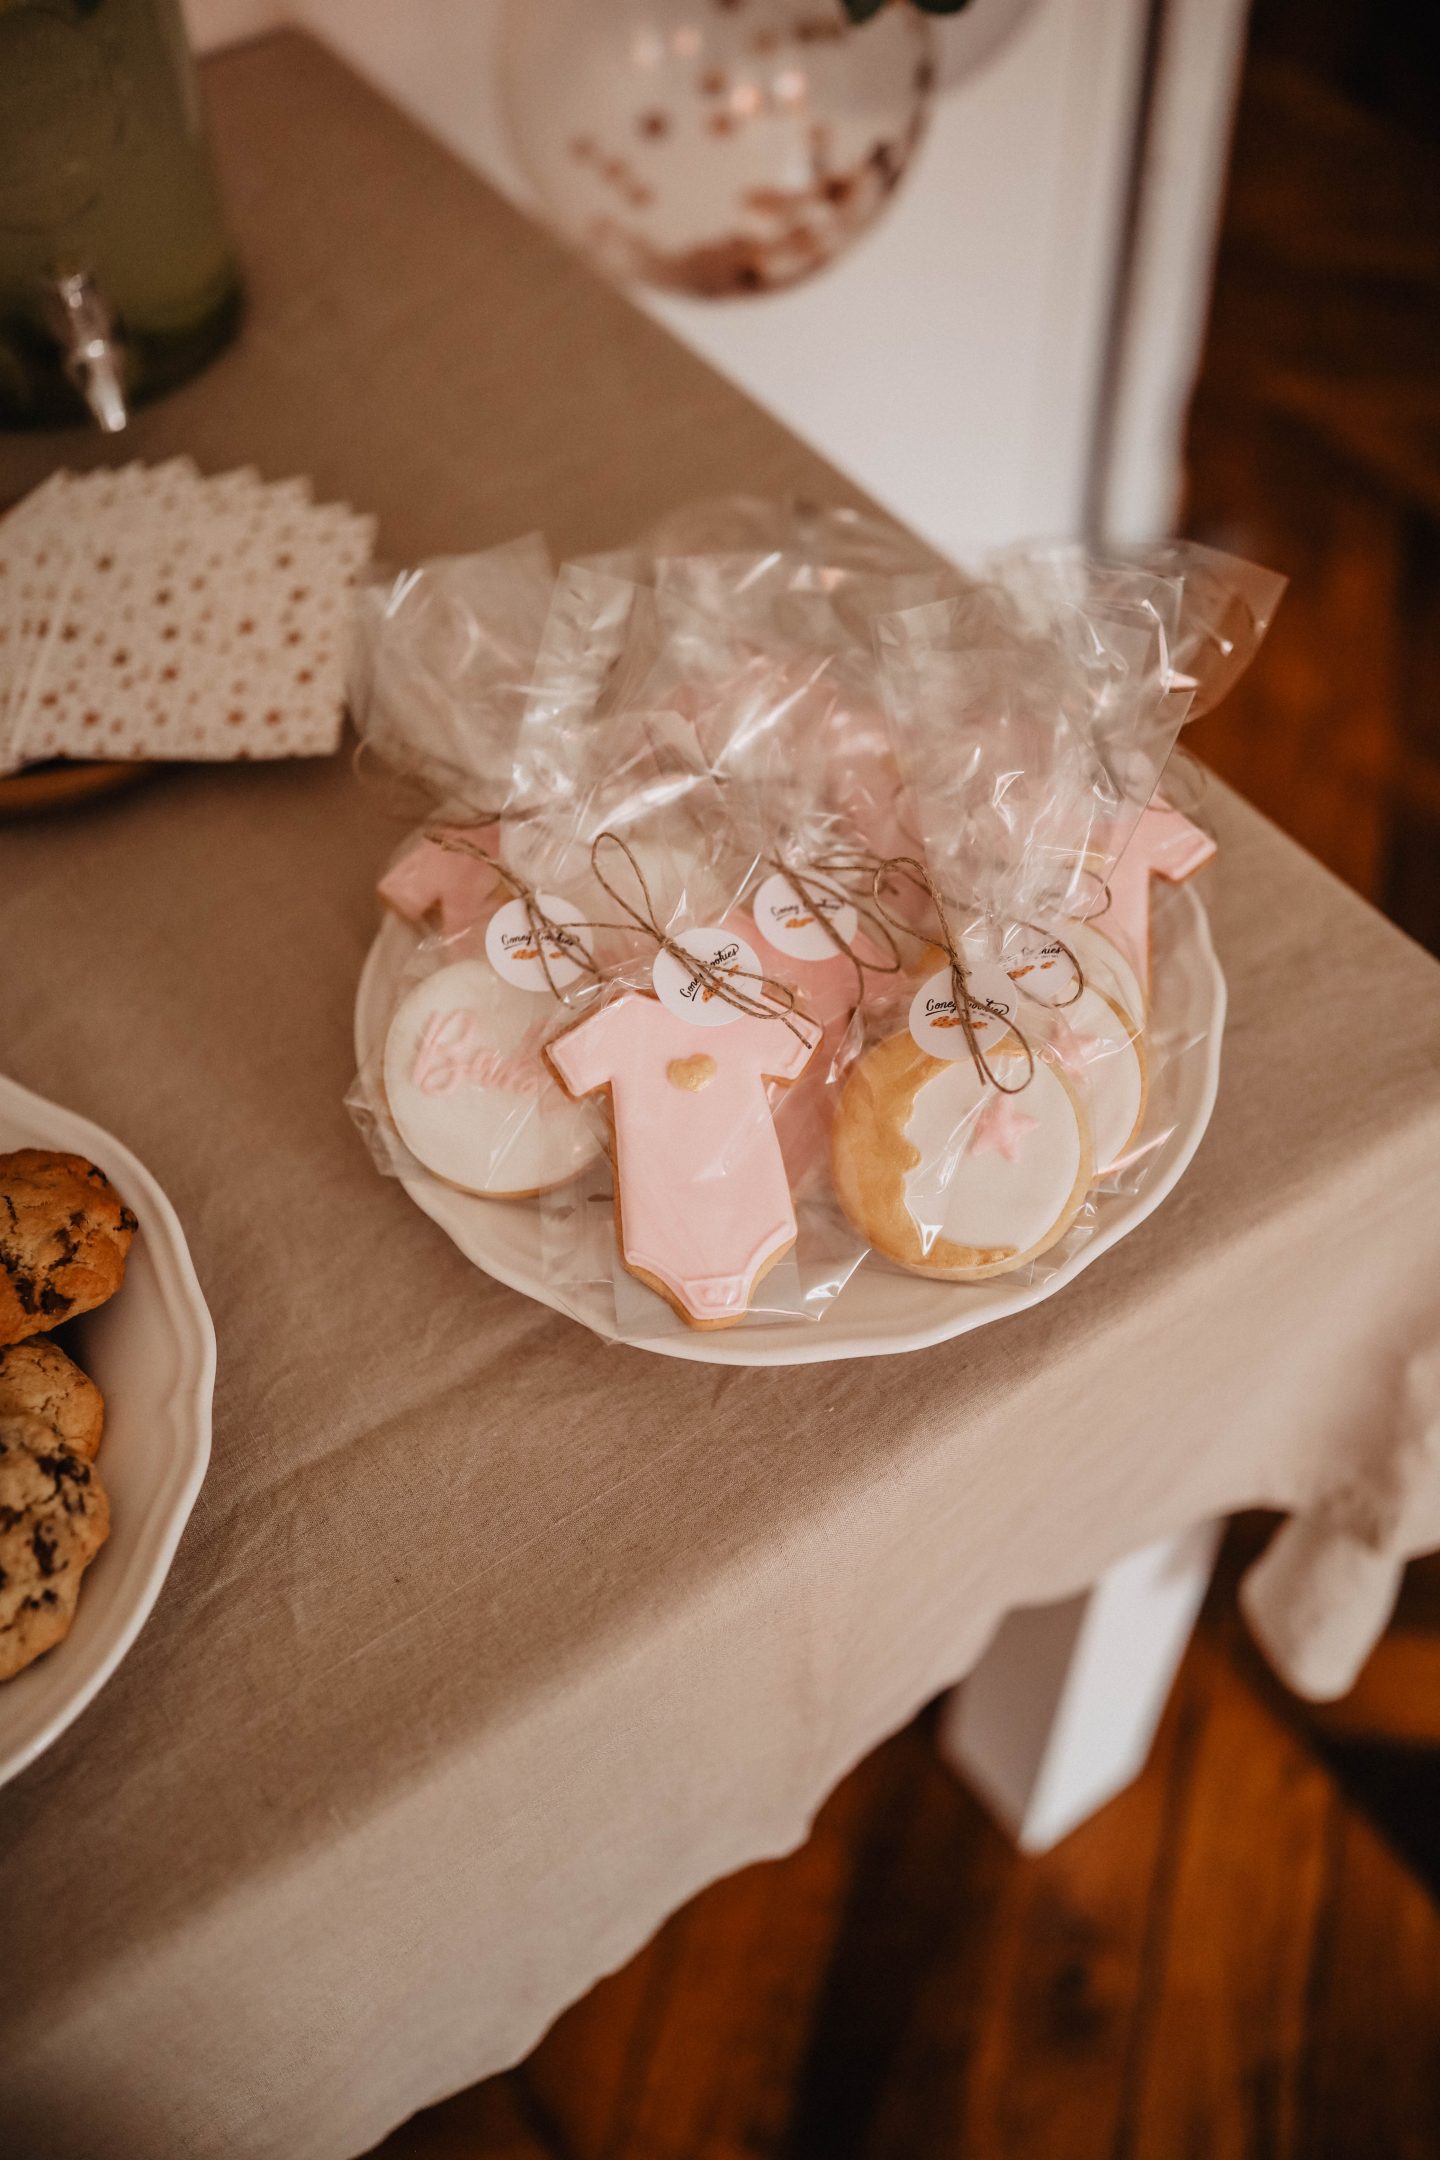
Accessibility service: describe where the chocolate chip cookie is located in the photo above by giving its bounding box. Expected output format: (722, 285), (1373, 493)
(0, 1412), (110, 1682)
(0, 1339), (105, 1461)
(0, 1149), (138, 1348)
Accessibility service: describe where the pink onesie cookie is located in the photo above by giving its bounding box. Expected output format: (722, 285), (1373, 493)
(743, 880), (889, 1189)
(1097, 799), (1215, 990)
(545, 989), (818, 1330)
(378, 822), (502, 935)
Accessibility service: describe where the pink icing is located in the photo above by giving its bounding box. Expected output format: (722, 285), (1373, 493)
(546, 990), (817, 1325)
(742, 909), (886, 1189)
(413, 1008), (551, 1098)
(968, 1093), (1039, 1163)
(378, 821), (502, 934)
(1049, 1014), (1105, 1083)
(1099, 800), (1216, 987)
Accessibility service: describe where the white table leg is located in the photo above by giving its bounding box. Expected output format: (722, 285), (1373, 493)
(936, 1519), (1223, 1853)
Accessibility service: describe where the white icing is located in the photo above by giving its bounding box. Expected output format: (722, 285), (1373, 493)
(1047, 986), (1144, 1173)
(1054, 917), (1145, 1026)
(902, 1052), (1083, 1260)
(383, 959), (601, 1196)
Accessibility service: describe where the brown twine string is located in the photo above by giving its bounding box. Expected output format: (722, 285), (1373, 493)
(809, 845), (939, 938)
(428, 829), (603, 1003)
(761, 853), (905, 1005)
(587, 831), (813, 1044)
(870, 855), (1037, 1096)
(822, 844), (1085, 1013)
(1073, 863), (1114, 927)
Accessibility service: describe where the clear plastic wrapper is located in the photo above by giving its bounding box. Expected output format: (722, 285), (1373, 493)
(539, 841), (841, 1340)
(499, 568), (854, 1336)
(835, 541), (1281, 1289)
(347, 536), (620, 1202)
(649, 542), (968, 896)
(348, 535), (556, 938)
(612, 491), (943, 584)
(350, 533), (554, 812)
(345, 502), (1283, 1351)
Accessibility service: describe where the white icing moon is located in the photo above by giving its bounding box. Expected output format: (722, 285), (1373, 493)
(903, 1053), (1085, 1264)
(383, 960), (601, 1197)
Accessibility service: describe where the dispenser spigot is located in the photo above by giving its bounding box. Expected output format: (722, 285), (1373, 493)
(43, 268), (128, 432)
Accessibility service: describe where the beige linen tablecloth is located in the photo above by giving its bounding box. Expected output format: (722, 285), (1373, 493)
(2, 35), (1439, 2160)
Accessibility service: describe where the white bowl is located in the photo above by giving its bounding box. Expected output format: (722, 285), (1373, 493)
(0, 1076), (215, 1788)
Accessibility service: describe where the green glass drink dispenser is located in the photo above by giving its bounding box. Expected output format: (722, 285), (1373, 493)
(0, 0), (241, 431)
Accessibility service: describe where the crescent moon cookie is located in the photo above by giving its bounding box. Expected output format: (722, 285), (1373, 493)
(383, 959), (603, 1198)
(545, 986), (819, 1330)
(831, 1008), (1092, 1282)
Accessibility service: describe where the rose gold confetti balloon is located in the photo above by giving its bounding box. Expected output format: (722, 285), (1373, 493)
(499, 0), (934, 298)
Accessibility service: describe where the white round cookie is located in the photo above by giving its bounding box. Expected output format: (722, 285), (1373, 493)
(1054, 917), (1145, 1026)
(383, 960), (602, 1198)
(1046, 985), (1147, 1175)
(832, 1024), (1093, 1282)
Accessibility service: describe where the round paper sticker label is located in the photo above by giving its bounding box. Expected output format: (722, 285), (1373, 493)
(989, 927), (1081, 1007)
(751, 872), (858, 964)
(909, 966), (1018, 1061)
(485, 894), (594, 993)
(653, 926), (762, 1028)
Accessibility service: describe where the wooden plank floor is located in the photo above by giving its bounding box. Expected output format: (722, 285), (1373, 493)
(372, 14), (1440, 2157)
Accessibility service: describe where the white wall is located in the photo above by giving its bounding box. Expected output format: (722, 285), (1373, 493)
(185, 0), (1238, 562)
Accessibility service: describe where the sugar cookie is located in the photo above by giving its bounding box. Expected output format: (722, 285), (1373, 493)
(1094, 799), (1215, 990)
(1049, 916), (1145, 1027)
(1046, 987), (1147, 1175)
(951, 921), (1145, 1175)
(383, 960), (602, 1198)
(377, 821), (502, 934)
(831, 1015), (1091, 1281)
(745, 888), (890, 1190)
(546, 988), (818, 1329)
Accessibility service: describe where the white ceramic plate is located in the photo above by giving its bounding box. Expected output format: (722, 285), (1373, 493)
(0, 1077), (215, 1787)
(356, 883), (1225, 1366)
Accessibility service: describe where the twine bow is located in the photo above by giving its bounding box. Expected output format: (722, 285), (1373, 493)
(588, 831), (813, 1044)
(761, 851), (906, 1004)
(428, 829), (603, 1002)
(871, 855), (1038, 1095)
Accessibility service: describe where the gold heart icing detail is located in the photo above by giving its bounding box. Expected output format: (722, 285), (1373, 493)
(667, 1054), (718, 1092)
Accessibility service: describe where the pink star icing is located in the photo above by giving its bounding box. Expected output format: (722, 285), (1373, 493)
(1050, 1015), (1104, 1081)
(968, 1092), (1040, 1163)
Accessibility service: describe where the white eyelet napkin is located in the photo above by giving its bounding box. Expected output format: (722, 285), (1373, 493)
(0, 460), (375, 774)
